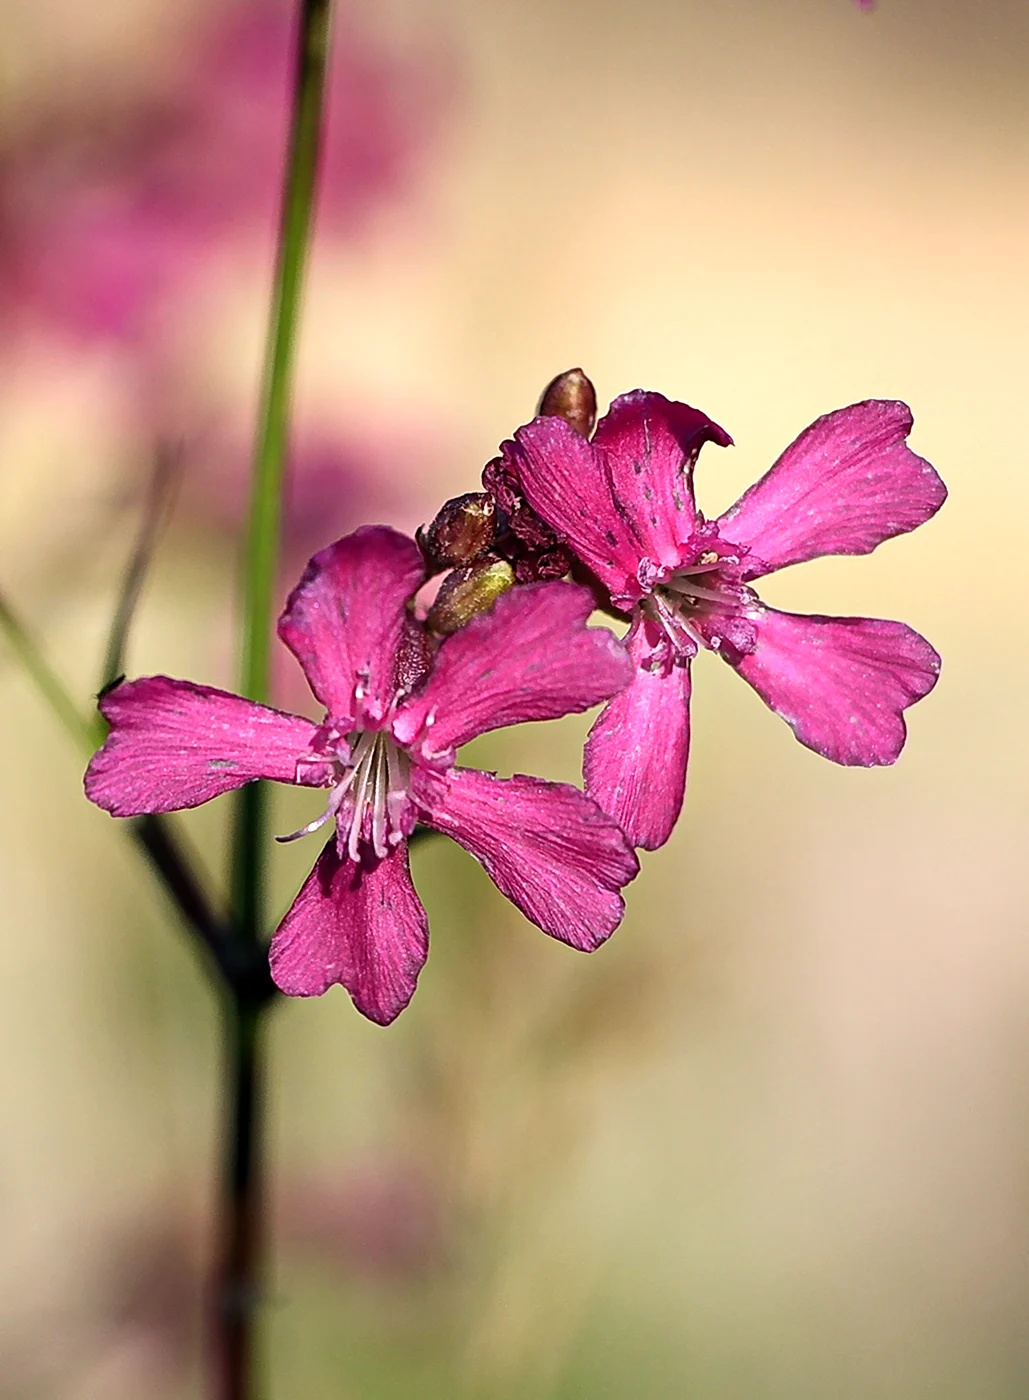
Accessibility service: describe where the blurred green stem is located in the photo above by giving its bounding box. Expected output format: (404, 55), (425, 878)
(213, 1000), (268, 1400)
(0, 592), (97, 750)
(231, 0), (332, 945)
(220, 3), (334, 1398)
(99, 441), (181, 695)
(0, 587), (248, 987)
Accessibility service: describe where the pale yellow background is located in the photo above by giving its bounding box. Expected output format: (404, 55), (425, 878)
(0, 1), (1026, 1396)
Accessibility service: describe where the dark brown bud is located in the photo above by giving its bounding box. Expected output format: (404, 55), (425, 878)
(418, 493), (498, 573)
(426, 556), (515, 636)
(537, 368), (597, 437)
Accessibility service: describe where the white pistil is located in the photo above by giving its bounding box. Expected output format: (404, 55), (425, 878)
(646, 591), (703, 652)
(369, 736), (388, 860)
(662, 578), (735, 606)
(642, 558), (746, 656)
(385, 739), (410, 842)
(346, 733), (378, 863)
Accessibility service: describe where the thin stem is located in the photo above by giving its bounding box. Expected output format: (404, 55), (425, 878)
(0, 584), (248, 988)
(100, 441), (181, 695)
(231, 0), (333, 946)
(216, 7), (333, 1398)
(133, 816), (276, 1002)
(0, 591), (97, 751)
(211, 999), (268, 1400)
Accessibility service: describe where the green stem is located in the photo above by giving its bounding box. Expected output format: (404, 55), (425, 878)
(212, 998), (268, 1400)
(0, 586), (248, 987)
(100, 441), (180, 695)
(0, 592), (97, 751)
(231, 0), (333, 944)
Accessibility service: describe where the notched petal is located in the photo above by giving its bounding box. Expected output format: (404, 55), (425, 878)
(718, 400), (947, 578)
(591, 390), (732, 568)
(418, 768), (638, 951)
(584, 621), (692, 850)
(510, 416), (643, 603)
(278, 525), (426, 721)
(731, 607), (941, 765)
(269, 841), (428, 1024)
(84, 676), (319, 817)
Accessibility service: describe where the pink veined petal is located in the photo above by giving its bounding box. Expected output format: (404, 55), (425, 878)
(731, 606), (941, 765)
(591, 390), (732, 568)
(269, 841), (429, 1024)
(510, 415), (643, 604)
(392, 581), (632, 757)
(416, 767), (638, 951)
(584, 623), (692, 851)
(278, 525), (425, 721)
(85, 676), (320, 816)
(717, 401), (947, 579)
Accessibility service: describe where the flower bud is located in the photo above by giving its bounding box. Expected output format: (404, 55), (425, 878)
(418, 493), (498, 572)
(426, 556), (515, 636)
(537, 368), (597, 437)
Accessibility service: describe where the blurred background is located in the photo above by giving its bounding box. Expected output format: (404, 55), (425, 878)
(1, 0), (1027, 1395)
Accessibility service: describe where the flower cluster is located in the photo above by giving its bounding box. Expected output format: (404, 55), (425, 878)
(85, 373), (945, 1022)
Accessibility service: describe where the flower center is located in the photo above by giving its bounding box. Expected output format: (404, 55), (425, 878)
(642, 553), (754, 655)
(278, 729), (412, 863)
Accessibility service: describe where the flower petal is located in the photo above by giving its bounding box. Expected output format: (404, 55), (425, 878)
(393, 581), (632, 757)
(417, 767), (638, 951)
(269, 841), (428, 1023)
(590, 390), (731, 568)
(717, 401), (947, 578)
(510, 416), (642, 604)
(85, 676), (320, 816)
(584, 623), (692, 851)
(731, 607), (941, 765)
(278, 526), (425, 721)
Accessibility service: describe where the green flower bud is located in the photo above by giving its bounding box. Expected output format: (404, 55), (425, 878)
(427, 556), (516, 635)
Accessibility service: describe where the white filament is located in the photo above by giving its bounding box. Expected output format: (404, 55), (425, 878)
(276, 729), (411, 863)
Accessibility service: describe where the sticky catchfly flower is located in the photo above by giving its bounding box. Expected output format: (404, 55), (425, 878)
(85, 527), (638, 1023)
(508, 393), (946, 850)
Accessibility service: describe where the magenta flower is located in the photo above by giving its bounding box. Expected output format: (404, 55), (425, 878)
(508, 394), (946, 850)
(85, 528), (638, 1023)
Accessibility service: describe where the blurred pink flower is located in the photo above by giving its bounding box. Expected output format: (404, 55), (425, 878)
(86, 527), (637, 1023)
(508, 394), (946, 850)
(177, 422), (457, 709)
(0, 1165), (449, 1399)
(282, 1162), (446, 1280)
(183, 422), (442, 563)
(0, 0), (442, 346)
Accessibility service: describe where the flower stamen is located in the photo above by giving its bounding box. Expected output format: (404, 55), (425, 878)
(662, 577), (736, 606)
(277, 729), (411, 862)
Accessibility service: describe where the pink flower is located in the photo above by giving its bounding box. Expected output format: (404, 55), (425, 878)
(508, 394), (946, 850)
(85, 527), (638, 1023)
